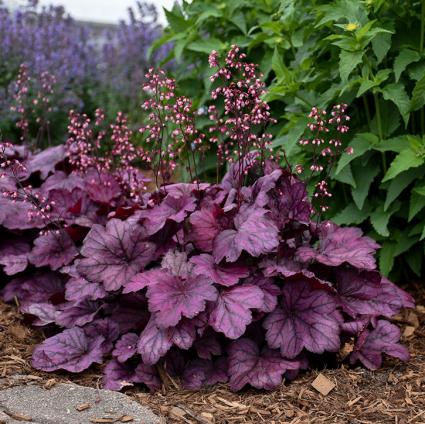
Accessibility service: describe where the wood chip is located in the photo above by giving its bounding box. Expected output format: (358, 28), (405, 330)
(169, 406), (186, 420)
(8, 325), (27, 340)
(200, 412), (215, 423)
(403, 326), (415, 338)
(311, 373), (336, 396)
(10, 412), (33, 422)
(76, 403), (91, 412)
(119, 416), (134, 422)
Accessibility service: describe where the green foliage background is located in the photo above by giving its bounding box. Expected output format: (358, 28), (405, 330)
(154, 0), (425, 281)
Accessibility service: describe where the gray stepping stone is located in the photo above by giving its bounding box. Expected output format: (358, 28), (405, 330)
(0, 383), (160, 424)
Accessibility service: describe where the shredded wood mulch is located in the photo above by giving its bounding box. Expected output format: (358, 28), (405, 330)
(0, 283), (424, 424)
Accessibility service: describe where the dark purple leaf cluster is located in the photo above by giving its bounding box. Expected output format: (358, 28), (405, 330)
(0, 150), (414, 392)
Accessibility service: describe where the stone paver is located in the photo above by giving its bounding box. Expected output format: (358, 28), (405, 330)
(0, 383), (160, 424)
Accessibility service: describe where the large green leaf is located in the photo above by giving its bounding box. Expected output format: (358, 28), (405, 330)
(406, 247), (423, 276)
(372, 135), (409, 153)
(394, 48), (420, 82)
(372, 32), (392, 64)
(339, 50), (363, 82)
(187, 38), (226, 54)
(333, 163), (356, 187)
(335, 133), (377, 174)
(382, 148), (424, 182)
(384, 168), (422, 211)
(409, 191), (425, 221)
(379, 241), (396, 276)
(381, 83), (410, 127)
(332, 202), (371, 225)
(370, 202), (400, 237)
(410, 75), (425, 111)
(351, 160), (380, 209)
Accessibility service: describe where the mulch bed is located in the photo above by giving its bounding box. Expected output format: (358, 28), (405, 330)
(1, 283), (424, 424)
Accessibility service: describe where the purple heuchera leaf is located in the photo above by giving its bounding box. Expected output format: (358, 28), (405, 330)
(146, 270), (217, 328)
(141, 193), (197, 235)
(112, 333), (139, 363)
(85, 318), (121, 354)
(161, 250), (193, 277)
(103, 359), (135, 391)
(56, 299), (101, 328)
(252, 276), (280, 313)
(213, 205), (279, 263)
(65, 276), (107, 302)
(137, 318), (173, 365)
(103, 360), (160, 392)
(26, 145), (66, 179)
(337, 271), (414, 318)
(260, 257), (303, 278)
(250, 169), (282, 207)
(189, 206), (222, 252)
(123, 269), (164, 293)
(2, 272), (64, 304)
(20, 302), (59, 326)
(0, 197), (45, 230)
(0, 239), (31, 275)
(137, 318), (197, 365)
(29, 231), (78, 271)
(228, 338), (300, 391)
(296, 222), (380, 270)
(350, 320), (409, 370)
(209, 284), (264, 339)
(183, 358), (228, 390)
(264, 280), (341, 358)
(76, 219), (155, 291)
(194, 333), (222, 360)
(40, 171), (85, 193)
(32, 327), (104, 372)
(190, 254), (250, 287)
(85, 171), (122, 204)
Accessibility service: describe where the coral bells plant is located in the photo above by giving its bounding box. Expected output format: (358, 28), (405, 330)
(0, 47), (415, 393)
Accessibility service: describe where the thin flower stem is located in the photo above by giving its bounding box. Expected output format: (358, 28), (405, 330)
(373, 93), (387, 173)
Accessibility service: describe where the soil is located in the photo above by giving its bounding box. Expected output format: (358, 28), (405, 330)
(0, 283), (424, 424)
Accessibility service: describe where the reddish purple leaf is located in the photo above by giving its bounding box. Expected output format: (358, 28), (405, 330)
(76, 219), (155, 291)
(209, 284), (264, 339)
(3, 272), (64, 304)
(32, 327), (104, 372)
(56, 299), (101, 327)
(337, 271), (414, 318)
(296, 222), (380, 270)
(85, 171), (122, 204)
(350, 320), (409, 370)
(228, 338), (300, 390)
(190, 254), (250, 287)
(147, 271), (217, 327)
(123, 269), (164, 293)
(137, 318), (173, 365)
(29, 231), (78, 271)
(141, 193), (197, 235)
(264, 280), (341, 358)
(183, 358), (228, 390)
(85, 318), (121, 354)
(213, 206), (279, 263)
(26, 145), (66, 179)
(189, 206), (222, 252)
(161, 250), (193, 277)
(65, 276), (107, 302)
(0, 239), (30, 275)
(21, 302), (59, 326)
(194, 333), (222, 360)
(112, 333), (139, 363)
(103, 359), (160, 392)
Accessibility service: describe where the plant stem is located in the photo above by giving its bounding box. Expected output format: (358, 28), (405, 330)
(362, 95), (372, 131)
(373, 92), (387, 173)
(420, 0), (425, 134)
(420, 0), (425, 54)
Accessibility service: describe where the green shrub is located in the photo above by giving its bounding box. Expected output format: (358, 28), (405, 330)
(154, 0), (425, 281)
